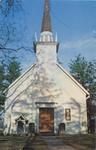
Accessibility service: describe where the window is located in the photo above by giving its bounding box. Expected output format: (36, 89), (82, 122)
(65, 108), (71, 121)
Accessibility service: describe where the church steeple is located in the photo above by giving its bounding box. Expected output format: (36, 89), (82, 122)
(39, 0), (54, 42)
(34, 0), (59, 55)
(41, 0), (52, 32)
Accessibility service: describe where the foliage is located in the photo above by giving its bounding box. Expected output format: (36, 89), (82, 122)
(69, 54), (96, 113)
(70, 55), (88, 86)
(0, 63), (6, 107)
(6, 57), (22, 85)
(0, 58), (22, 108)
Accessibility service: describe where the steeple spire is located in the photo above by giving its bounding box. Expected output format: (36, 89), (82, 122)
(41, 0), (52, 32)
(34, 0), (59, 53)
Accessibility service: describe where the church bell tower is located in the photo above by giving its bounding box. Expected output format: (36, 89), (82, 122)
(34, 0), (59, 64)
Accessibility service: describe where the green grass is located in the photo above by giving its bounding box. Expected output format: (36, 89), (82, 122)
(0, 134), (96, 150)
(0, 135), (48, 150)
(23, 136), (48, 150)
(0, 135), (28, 150)
(58, 134), (96, 150)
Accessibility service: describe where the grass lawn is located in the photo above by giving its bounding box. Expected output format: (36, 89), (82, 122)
(23, 135), (48, 150)
(0, 134), (96, 150)
(58, 134), (96, 150)
(0, 135), (47, 150)
(0, 135), (28, 150)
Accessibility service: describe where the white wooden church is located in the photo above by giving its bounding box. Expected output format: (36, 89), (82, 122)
(4, 0), (89, 135)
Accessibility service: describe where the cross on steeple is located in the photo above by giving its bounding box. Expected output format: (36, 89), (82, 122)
(41, 0), (52, 33)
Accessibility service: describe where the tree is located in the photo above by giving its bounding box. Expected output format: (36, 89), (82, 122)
(0, 58), (22, 110)
(0, 0), (22, 16)
(0, 63), (6, 109)
(69, 54), (96, 133)
(69, 55), (88, 87)
(69, 55), (96, 89)
(6, 57), (22, 85)
(0, 0), (24, 65)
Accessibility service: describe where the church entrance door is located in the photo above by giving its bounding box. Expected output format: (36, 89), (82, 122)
(39, 108), (54, 134)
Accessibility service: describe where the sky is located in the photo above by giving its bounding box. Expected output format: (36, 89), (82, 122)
(12, 0), (96, 72)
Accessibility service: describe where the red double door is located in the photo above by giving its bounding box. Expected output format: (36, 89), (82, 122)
(39, 108), (54, 133)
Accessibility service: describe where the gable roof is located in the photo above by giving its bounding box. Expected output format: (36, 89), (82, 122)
(5, 64), (36, 93)
(5, 63), (90, 97)
(57, 63), (89, 96)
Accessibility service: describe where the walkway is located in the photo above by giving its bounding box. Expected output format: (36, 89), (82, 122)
(23, 135), (79, 150)
(42, 136), (77, 150)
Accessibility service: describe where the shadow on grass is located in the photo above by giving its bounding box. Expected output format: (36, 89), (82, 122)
(0, 135), (28, 150)
(58, 134), (96, 150)
(23, 136), (35, 150)
(23, 135), (48, 150)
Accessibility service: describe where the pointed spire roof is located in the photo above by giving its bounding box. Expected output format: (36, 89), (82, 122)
(41, 0), (52, 32)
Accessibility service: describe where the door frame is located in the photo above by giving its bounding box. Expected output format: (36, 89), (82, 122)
(39, 107), (54, 134)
